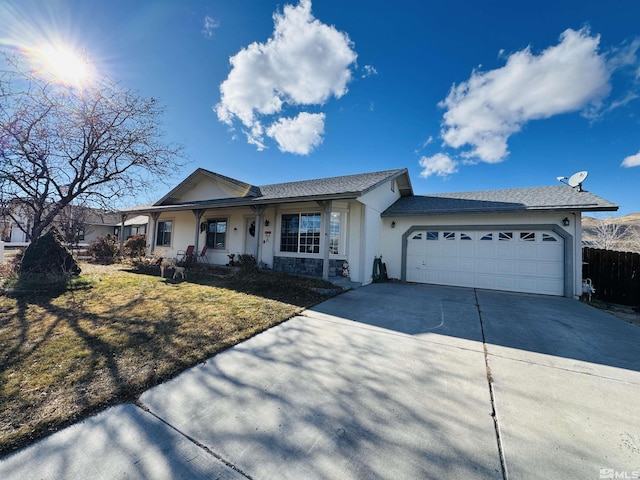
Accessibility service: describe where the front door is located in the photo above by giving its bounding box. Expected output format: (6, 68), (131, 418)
(244, 218), (257, 256)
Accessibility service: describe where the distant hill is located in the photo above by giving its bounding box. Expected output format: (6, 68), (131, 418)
(582, 212), (640, 253)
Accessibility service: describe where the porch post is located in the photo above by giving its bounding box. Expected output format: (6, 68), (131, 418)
(118, 213), (128, 256)
(252, 206), (265, 261)
(318, 200), (332, 281)
(149, 212), (161, 255)
(192, 209), (205, 253)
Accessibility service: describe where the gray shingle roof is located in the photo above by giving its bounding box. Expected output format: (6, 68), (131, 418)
(257, 169), (409, 200)
(382, 185), (618, 216)
(126, 168), (410, 213)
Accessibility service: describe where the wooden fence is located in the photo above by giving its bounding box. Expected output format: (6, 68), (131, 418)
(582, 247), (640, 306)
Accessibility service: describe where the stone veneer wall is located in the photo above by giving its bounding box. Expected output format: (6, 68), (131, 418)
(272, 257), (345, 277)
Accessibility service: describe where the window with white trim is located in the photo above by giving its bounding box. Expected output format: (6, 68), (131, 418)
(156, 220), (172, 246)
(280, 212), (321, 254)
(207, 219), (227, 249)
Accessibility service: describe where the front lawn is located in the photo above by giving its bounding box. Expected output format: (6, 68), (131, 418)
(0, 263), (338, 456)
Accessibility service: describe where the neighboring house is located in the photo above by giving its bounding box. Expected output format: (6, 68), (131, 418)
(124, 167), (617, 298)
(1, 202), (147, 244)
(115, 215), (149, 240)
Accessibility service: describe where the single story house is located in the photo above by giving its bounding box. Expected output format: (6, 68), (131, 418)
(123, 167), (617, 298)
(1, 202), (147, 245)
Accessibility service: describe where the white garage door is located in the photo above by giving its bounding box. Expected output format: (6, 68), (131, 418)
(406, 229), (564, 296)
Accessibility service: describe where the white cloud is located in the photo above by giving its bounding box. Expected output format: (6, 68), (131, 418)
(215, 0), (357, 154)
(202, 15), (219, 38)
(439, 27), (611, 163)
(621, 151), (640, 168)
(266, 112), (325, 154)
(422, 135), (434, 148)
(419, 153), (458, 178)
(361, 65), (378, 78)
(606, 92), (639, 112)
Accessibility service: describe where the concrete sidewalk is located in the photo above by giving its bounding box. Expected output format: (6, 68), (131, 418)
(1, 283), (639, 479)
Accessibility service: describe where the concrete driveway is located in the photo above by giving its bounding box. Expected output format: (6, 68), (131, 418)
(1, 283), (639, 479)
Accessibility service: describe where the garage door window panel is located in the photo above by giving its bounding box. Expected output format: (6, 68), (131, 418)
(520, 232), (535, 241)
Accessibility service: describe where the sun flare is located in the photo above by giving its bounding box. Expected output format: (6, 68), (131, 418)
(30, 42), (96, 87)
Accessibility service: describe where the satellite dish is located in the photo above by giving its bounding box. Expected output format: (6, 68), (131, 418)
(567, 171), (588, 191)
(557, 171), (588, 191)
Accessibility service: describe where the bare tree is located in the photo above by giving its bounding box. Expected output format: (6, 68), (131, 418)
(591, 217), (628, 251)
(622, 225), (640, 254)
(56, 203), (92, 247)
(0, 52), (183, 241)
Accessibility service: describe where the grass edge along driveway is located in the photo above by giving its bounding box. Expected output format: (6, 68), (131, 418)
(0, 263), (337, 456)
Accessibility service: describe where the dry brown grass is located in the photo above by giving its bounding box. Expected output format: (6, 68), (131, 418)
(0, 262), (338, 456)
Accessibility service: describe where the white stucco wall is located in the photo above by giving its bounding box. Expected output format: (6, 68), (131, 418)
(381, 211), (583, 296)
(84, 225), (116, 243)
(360, 204), (383, 285)
(356, 179), (402, 285)
(150, 197), (391, 284)
(347, 202), (363, 283)
(359, 179), (401, 212)
(154, 208), (262, 265)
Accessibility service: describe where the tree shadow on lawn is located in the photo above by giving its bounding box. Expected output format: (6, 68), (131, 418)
(0, 284), (228, 457)
(0, 263), (340, 456)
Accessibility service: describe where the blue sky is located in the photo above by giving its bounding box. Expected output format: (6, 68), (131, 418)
(2, 0), (640, 214)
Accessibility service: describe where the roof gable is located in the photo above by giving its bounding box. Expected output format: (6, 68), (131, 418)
(155, 169), (260, 206)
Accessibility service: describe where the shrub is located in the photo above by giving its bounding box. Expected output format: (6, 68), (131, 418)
(20, 228), (81, 276)
(87, 234), (119, 264)
(0, 250), (22, 277)
(124, 234), (147, 258)
(236, 254), (259, 274)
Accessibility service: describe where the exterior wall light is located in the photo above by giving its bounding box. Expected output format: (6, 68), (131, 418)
(264, 219), (270, 227)
(562, 217), (570, 226)
(391, 221), (396, 228)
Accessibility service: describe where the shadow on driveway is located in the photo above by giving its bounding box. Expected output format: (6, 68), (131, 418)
(311, 282), (640, 374)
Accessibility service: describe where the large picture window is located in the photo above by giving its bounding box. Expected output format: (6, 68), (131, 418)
(207, 219), (227, 249)
(280, 212), (321, 254)
(156, 220), (172, 246)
